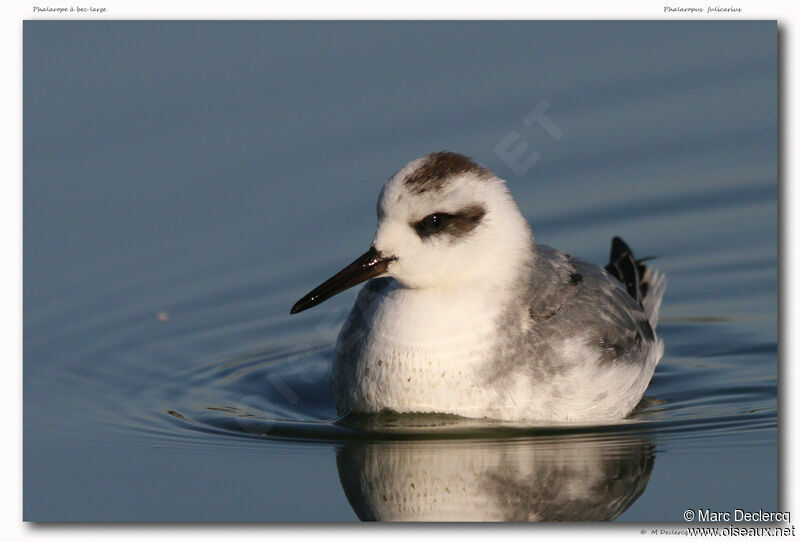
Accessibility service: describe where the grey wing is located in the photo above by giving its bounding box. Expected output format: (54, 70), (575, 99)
(528, 245), (656, 366)
(567, 257), (656, 364)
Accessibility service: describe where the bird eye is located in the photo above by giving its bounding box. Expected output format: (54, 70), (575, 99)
(412, 212), (455, 237)
(422, 213), (444, 232)
(411, 205), (486, 239)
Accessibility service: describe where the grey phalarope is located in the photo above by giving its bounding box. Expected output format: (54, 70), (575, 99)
(291, 151), (665, 422)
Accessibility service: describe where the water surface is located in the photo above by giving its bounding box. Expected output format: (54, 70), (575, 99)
(24, 21), (777, 521)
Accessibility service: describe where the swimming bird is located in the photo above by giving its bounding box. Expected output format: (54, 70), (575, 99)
(291, 151), (665, 422)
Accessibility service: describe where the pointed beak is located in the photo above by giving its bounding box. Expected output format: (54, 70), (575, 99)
(290, 246), (395, 315)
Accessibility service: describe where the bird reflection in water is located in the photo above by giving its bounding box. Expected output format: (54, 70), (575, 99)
(336, 430), (654, 522)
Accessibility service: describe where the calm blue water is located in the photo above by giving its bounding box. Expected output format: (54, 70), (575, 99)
(24, 21), (777, 521)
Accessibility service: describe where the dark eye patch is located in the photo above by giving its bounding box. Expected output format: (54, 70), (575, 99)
(411, 204), (486, 239)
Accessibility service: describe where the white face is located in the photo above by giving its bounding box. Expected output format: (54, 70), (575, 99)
(372, 158), (533, 291)
(290, 152), (535, 315)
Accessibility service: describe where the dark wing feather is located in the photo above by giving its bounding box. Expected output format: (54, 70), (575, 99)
(604, 236), (661, 310)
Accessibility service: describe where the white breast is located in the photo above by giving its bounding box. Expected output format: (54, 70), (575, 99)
(333, 282), (510, 418)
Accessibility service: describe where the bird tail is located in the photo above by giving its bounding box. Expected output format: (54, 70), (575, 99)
(605, 236), (666, 328)
(641, 267), (666, 328)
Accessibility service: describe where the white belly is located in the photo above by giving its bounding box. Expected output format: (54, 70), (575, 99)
(332, 281), (661, 422)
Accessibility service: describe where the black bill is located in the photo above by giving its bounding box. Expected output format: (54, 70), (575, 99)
(290, 247), (395, 314)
